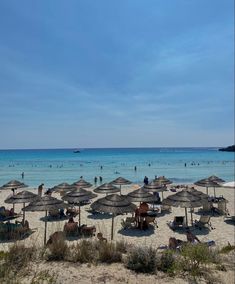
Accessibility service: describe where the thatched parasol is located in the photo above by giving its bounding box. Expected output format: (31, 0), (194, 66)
(1, 180), (28, 211)
(91, 194), (136, 240)
(23, 196), (68, 245)
(162, 189), (203, 226)
(111, 177), (132, 194)
(143, 181), (168, 199)
(5, 190), (39, 223)
(62, 188), (97, 226)
(94, 183), (120, 195)
(194, 178), (220, 196)
(154, 176), (172, 185)
(208, 175), (225, 184)
(0, 180), (28, 190)
(127, 187), (158, 204)
(73, 179), (93, 188)
(52, 183), (76, 193)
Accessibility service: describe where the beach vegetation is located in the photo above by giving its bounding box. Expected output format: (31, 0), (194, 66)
(46, 234), (68, 261)
(219, 243), (235, 254)
(179, 243), (220, 276)
(156, 249), (176, 275)
(97, 241), (122, 263)
(125, 246), (157, 273)
(31, 270), (57, 284)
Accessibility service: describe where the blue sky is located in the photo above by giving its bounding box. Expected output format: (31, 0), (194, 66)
(0, 0), (234, 149)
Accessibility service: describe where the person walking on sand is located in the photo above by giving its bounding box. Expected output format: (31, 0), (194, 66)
(38, 183), (44, 197)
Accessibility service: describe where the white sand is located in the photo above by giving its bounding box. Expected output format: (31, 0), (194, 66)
(0, 184), (234, 283)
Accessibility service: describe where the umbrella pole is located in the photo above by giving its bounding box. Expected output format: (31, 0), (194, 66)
(206, 187), (208, 195)
(120, 185), (122, 195)
(185, 208), (188, 227)
(23, 202), (25, 223)
(111, 214), (114, 240)
(161, 192), (164, 200)
(191, 210), (193, 226)
(44, 210), (48, 246)
(214, 187), (216, 198)
(79, 204), (81, 227)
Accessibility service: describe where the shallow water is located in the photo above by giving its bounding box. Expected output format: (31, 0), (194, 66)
(0, 147), (234, 188)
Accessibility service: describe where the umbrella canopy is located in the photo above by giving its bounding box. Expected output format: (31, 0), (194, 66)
(94, 183), (120, 194)
(127, 187), (158, 203)
(194, 178), (221, 196)
(111, 177), (132, 185)
(52, 182), (76, 193)
(23, 196), (68, 245)
(73, 179), (93, 188)
(208, 175), (225, 184)
(186, 187), (209, 200)
(0, 180), (28, 190)
(154, 176), (172, 185)
(143, 181), (168, 199)
(5, 190), (39, 222)
(91, 194), (136, 240)
(62, 188), (97, 226)
(162, 189), (203, 226)
(111, 177), (132, 194)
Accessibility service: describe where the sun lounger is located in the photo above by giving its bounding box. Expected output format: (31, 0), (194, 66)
(167, 216), (186, 231)
(194, 215), (214, 230)
(121, 217), (136, 229)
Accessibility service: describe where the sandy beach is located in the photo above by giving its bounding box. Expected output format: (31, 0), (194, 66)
(0, 183), (234, 283)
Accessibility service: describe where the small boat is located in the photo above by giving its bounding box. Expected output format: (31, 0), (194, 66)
(73, 149), (80, 153)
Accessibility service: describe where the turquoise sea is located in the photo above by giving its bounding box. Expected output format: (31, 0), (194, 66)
(0, 148), (234, 188)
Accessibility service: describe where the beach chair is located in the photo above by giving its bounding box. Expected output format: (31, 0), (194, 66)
(194, 215), (214, 230)
(217, 200), (229, 216)
(121, 217), (136, 229)
(167, 216), (186, 231)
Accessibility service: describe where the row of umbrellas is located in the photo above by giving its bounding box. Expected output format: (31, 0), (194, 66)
(0, 175), (226, 244)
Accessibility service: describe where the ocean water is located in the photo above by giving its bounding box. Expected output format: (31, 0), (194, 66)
(0, 148), (234, 188)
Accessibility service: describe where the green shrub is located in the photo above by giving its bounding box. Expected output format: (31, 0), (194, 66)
(157, 250), (176, 274)
(220, 244), (235, 254)
(180, 243), (219, 276)
(97, 242), (122, 263)
(69, 240), (96, 263)
(46, 236), (68, 261)
(125, 246), (157, 273)
(115, 240), (128, 254)
(6, 243), (36, 270)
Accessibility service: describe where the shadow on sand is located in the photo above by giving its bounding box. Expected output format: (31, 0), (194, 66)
(118, 225), (155, 237)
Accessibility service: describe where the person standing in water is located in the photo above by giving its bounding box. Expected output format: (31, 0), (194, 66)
(21, 172), (24, 179)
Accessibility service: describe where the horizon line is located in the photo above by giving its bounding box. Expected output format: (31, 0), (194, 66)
(0, 146), (225, 151)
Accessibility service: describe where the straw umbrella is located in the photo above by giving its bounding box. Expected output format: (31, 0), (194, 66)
(194, 178), (220, 197)
(91, 194), (136, 240)
(94, 183), (120, 195)
(111, 177), (132, 194)
(73, 179), (93, 188)
(62, 188), (97, 226)
(5, 191), (39, 223)
(127, 187), (158, 205)
(154, 176), (172, 186)
(144, 181), (168, 199)
(0, 180), (28, 211)
(52, 183), (76, 195)
(162, 189), (203, 227)
(208, 175), (225, 184)
(23, 196), (68, 245)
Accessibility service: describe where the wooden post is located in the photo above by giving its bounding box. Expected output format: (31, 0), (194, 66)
(79, 204), (81, 227)
(44, 210), (48, 246)
(23, 202), (25, 223)
(206, 187), (208, 195)
(111, 214), (114, 240)
(185, 207), (188, 227)
(120, 185), (122, 195)
(214, 187), (216, 198)
(191, 210), (193, 226)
